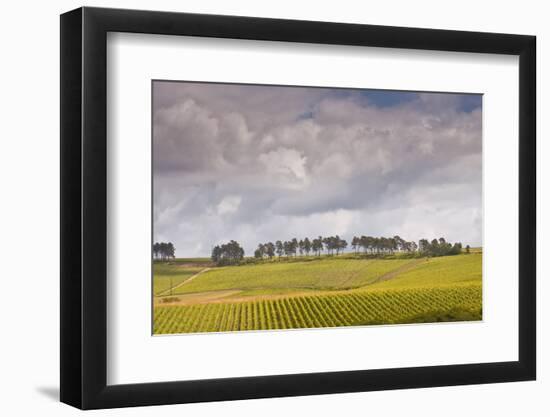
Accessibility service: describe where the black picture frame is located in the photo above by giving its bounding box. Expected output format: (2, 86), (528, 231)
(60, 6), (536, 410)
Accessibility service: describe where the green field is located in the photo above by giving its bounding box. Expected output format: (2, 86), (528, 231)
(153, 263), (206, 296)
(153, 253), (482, 334)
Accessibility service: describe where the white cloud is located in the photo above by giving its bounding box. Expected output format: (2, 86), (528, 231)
(216, 195), (241, 216)
(259, 147), (309, 189)
(153, 82), (482, 256)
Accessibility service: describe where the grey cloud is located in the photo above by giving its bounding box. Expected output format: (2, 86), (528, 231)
(153, 81), (482, 257)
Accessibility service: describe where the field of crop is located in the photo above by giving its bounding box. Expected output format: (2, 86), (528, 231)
(153, 252), (482, 334)
(153, 262), (206, 296)
(170, 257), (414, 295)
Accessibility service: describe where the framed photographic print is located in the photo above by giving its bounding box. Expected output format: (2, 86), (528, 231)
(60, 7), (536, 409)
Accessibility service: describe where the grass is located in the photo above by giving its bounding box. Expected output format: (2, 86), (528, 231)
(155, 257), (212, 265)
(369, 253), (482, 290)
(153, 253), (482, 334)
(152, 263), (205, 295)
(167, 257), (413, 295)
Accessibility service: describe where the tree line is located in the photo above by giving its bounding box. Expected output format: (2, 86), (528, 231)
(251, 235), (466, 261)
(418, 238), (466, 256)
(211, 240), (245, 266)
(350, 235), (416, 255)
(350, 235), (465, 256)
(153, 242), (175, 261)
(254, 235), (348, 260)
(159, 235), (469, 266)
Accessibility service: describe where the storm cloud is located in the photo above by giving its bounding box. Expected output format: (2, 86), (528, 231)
(153, 81), (482, 257)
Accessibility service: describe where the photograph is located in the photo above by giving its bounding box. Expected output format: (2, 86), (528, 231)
(55, 4), (538, 410)
(152, 80), (483, 335)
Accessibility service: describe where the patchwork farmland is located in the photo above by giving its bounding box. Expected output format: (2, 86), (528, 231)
(153, 252), (482, 334)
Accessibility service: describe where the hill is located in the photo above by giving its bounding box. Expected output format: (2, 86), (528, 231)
(153, 252), (482, 334)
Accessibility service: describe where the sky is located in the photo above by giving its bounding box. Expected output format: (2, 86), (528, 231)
(153, 81), (482, 258)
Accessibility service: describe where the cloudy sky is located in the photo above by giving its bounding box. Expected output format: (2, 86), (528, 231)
(153, 81), (482, 257)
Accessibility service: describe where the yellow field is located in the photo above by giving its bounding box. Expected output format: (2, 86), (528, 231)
(153, 253), (482, 334)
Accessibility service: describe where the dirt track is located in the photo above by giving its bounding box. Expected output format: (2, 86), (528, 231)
(156, 268), (211, 296)
(155, 259), (426, 306)
(368, 259), (425, 285)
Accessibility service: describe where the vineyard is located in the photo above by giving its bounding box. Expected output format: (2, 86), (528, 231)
(153, 253), (482, 334)
(168, 258), (414, 295)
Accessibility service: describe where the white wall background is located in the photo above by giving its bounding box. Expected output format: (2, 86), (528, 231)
(0, 0), (545, 415)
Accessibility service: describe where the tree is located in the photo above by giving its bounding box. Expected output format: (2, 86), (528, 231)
(392, 236), (398, 252)
(167, 242), (175, 259)
(322, 237), (329, 255)
(351, 236), (359, 254)
(312, 237), (323, 256)
(322, 236), (332, 255)
(211, 240), (244, 266)
(265, 242), (275, 259)
(211, 245), (222, 263)
(304, 238), (312, 256)
(283, 241), (292, 258)
(153, 242), (175, 261)
(359, 235), (369, 254)
(275, 240), (284, 259)
(298, 239), (305, 256)
(336, 236), (347, 255)
(373, 237), (381, 254)
(383, 237), (390, 254)
(430, 239), (440, 256)
(418, 239), (429, 254)
(393, 235), (405, 252)
(450, 242), (462, 255)
(417, 237), (463, 257)
(291, 238), (298, 257)
(254, 243), (265, 259)
(248, 234), (463, 264)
